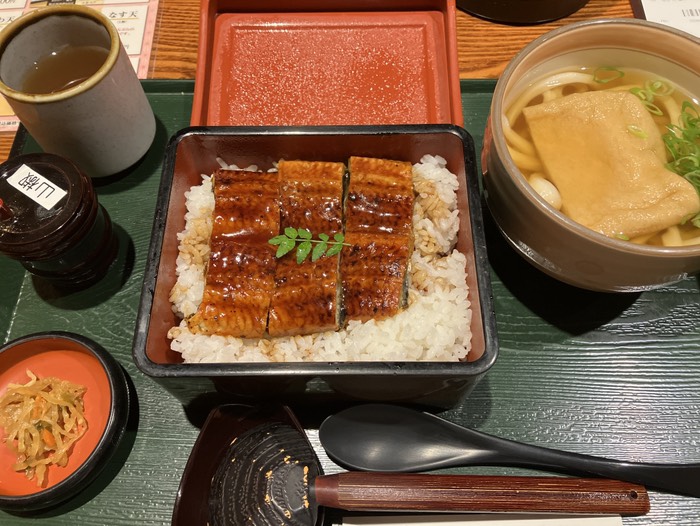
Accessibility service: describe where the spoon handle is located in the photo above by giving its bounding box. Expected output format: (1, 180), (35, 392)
(313, 472), (649, 516)
(457, 425), (700, 498)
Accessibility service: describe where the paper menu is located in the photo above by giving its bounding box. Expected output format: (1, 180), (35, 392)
(341, 514), (623, 525)
(631, 0), (700, 37)
(0, 0), (159, 132)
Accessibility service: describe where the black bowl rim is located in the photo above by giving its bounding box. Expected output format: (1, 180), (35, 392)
(457, 0), (589, 25)
(132, 124), (499, 379)
(0, 331), (130, 512)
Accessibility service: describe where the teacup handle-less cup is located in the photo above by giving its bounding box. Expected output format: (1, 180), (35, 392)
(0, 6), (156, 178)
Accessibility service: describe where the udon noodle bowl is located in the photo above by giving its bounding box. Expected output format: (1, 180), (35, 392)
(484, 20), (700, 291)
(504, 62), (700, 247)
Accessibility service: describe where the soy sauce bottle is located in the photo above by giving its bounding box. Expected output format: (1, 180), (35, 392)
(0, 153), (117, 288)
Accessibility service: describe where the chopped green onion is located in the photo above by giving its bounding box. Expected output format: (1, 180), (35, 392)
(645, 79), (674, 97)
(630, 78), (676, 119)
(630, 87), (662, 115)
(630, 79), (700, 200)
(630, 87), (663, 114)
(630, 86), (651, 101)
(642, 101), (664, 116)
(668, 155), (699, 174)
(593, 66), (624, 84)
(679, 101), (700, 140)
(627, 125), (648, 139)
(615, 233), (630, 241)
(684, 212), (700, 229)
(683, 170), (700, 191)
(663, 100), (700, 196)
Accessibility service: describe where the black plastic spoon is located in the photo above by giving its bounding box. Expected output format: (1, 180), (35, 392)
(318, 403), (700, 498)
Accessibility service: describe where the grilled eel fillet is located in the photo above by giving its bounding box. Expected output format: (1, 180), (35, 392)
(188, 157), (414, 337)
(187, 169), (280, 338)
(267, 160), (345, 337)
(341, 156), (414, 323)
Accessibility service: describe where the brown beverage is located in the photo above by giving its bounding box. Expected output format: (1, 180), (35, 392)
(21, 45), (109, 94)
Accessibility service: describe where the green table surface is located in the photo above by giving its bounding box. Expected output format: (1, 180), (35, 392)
(1, 80), (699, 525)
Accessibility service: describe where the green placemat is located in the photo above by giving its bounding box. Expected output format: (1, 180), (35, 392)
(0, 79), (698, 525)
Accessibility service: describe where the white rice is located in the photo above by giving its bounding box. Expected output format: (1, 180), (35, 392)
(167, 155), (472, 362)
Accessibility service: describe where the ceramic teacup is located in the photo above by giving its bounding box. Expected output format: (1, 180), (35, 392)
(0, 5), (156, 178)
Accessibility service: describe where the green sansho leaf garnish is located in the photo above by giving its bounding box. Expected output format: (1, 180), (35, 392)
(269, 227), (350, 263)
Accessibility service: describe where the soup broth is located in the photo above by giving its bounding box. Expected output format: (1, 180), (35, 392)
(506, 65), (700, 247)
(21, 45), (109, 95)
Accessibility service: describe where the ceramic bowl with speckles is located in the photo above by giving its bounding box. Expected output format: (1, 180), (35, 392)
(483, 18), (700, 292)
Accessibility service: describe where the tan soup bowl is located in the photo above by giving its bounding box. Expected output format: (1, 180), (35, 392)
(483, 18), (700, 292)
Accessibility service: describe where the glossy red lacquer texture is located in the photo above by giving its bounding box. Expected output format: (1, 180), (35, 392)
(191, 1), (463, 126)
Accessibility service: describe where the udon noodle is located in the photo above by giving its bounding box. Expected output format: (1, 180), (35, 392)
(505, 66), (700, 247)
(0, 370), (87, 486)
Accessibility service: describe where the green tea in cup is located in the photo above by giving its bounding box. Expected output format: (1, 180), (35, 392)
(22, 44), (109, 95)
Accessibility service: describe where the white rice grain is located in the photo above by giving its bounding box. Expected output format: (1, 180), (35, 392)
(167, 154), (472, 362)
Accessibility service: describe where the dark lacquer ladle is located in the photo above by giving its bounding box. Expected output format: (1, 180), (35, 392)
(206, 405), (648, 526)
(318, 403), (700, 498)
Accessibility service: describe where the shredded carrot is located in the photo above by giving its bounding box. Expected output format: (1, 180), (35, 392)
(41, 428), (56, 448)
(31, 396), (44, 419)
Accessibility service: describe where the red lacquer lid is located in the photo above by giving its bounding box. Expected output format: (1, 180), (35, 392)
(191, 0), (463, 127)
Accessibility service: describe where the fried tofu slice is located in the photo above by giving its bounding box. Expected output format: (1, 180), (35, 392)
(523, 91), (700, 239)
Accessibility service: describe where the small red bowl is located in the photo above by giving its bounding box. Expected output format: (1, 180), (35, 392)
(0, 332), (129, 512)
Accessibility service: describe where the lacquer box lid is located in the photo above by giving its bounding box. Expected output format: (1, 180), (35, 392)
(191, 0), (463, 126)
